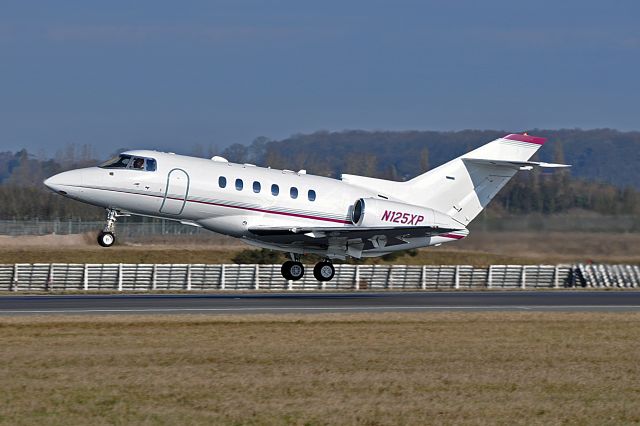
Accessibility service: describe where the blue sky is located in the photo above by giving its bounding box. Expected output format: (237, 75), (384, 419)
(1, 0), (639, 157)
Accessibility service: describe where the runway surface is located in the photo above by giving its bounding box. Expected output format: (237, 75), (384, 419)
(1, 291), (640, 315)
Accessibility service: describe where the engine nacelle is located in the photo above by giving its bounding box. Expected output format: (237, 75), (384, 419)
(351, 198), (461, 229)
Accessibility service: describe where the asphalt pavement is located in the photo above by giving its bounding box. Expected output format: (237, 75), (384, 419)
(1, 290), (640, 315)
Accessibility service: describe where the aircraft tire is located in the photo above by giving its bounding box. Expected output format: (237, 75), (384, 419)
(97, 231), (116, 247)
(281, 261), (304, 281)
(313, 262), (335, 281)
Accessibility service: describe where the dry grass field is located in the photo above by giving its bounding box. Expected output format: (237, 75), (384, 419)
(1, 231), (639, 265)
(1, 312), (640, 425)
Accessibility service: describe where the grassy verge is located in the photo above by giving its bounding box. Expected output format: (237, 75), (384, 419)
(1, 313), (639, 424)
(3, 230), (640, 265)
(3, 247), (635, 266)
(0, 247), (544, 265)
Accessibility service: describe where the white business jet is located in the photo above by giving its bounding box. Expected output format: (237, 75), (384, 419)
(44, 133), (568, 281)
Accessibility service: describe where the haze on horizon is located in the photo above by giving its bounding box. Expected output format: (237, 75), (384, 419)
(1, 0), (639, 158)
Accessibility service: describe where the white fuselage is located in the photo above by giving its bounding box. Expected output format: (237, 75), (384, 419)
(44, 150), (464, 257)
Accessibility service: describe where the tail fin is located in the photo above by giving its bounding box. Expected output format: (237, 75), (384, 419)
(401, 134), (555, 226)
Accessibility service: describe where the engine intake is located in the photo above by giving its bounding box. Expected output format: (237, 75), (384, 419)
(351, 198), (461, 229)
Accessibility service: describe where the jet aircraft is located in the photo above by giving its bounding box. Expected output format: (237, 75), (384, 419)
(44, 133), (568, 281)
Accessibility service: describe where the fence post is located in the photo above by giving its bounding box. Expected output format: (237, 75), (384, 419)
(186, 264), (192, 291)
(254, 264), (260, 290)
(288, 278), (293, 291)
(454, 265), (460, 289)
(12, 263), (18, 292)
(152, 264), (157, 290)
(421, 265), (426, 290)
(83, 264), (89, 290)
(354, 265), (360, 290)
(387, 266), (393, 290)
(47, 263), (54, 291)
(487, 265), (493, 289)
(521, 266), (526, 289)
(554, 265), (560, 288)
(220, 264), (226, 290)
(118, 263), (123, 291)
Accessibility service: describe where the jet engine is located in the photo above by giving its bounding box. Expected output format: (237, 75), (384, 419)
(351, 198), (461, 229)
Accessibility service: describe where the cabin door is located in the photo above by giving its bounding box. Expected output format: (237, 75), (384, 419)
(160, 169), (190, 215)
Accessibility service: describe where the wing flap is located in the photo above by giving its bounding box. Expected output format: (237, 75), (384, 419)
(248, 225), (466, 239)
(247, 225), (468, 259)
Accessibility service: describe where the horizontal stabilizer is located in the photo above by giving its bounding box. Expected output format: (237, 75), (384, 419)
(462, 158), (571, 170)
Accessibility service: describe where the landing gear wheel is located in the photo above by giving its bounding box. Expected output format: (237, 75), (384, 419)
(313, 262), (335, 281)
(97, 208), (123, 247)
(281, 261), (304, 281)
(97, 231), (116, 247)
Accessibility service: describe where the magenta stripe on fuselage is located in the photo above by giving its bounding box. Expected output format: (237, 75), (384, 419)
(80, 185), (352, 225)
(187, 198), (351, 224)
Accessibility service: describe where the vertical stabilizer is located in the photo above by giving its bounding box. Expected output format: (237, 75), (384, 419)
(400, 134), (547, 225)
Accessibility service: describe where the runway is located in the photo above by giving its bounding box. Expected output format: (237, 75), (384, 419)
(1, 290), (640, 315)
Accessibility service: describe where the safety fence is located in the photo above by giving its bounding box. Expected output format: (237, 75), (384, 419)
(0, 219), (207, 237)
(0, 264), (638, 292)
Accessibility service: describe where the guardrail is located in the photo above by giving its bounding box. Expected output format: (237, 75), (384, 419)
(1, 264), (638, 292)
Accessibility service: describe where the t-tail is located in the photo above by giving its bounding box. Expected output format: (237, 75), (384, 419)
(341, 133), (570, 227)
(403, 133), (569, 225)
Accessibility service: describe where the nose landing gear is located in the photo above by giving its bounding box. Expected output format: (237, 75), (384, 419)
(97, 209), (120, 247)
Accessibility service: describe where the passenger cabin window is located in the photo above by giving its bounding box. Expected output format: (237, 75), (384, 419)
(290, 187), (298, 199)
(219, 176), (227, 188)
(235, 179), (243, 191)
(308, 190), (316, 201)
(271, 184), (279, 196)
(253, 181), (261, 193)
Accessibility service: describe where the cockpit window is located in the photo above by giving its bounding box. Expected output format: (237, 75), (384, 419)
(145, 158), (157, 172)
(99, 155), (132, 169)
(98, 154), (157, 172)
(132, 157), (145, 170)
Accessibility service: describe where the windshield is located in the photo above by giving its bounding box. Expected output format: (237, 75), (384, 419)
(99, 155), (132, 168)
(99, 155), (157, 171)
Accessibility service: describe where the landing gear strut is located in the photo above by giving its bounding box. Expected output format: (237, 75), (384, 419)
(97, 209), (118, 247)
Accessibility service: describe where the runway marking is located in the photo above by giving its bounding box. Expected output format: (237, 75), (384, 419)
(2, 305), (640, 314)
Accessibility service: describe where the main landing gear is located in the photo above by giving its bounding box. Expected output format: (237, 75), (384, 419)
(313, 261), (335, 281)
(281, 260), (305, 281)
(280, 255), (335, 282)
(97, 209), (119, 247)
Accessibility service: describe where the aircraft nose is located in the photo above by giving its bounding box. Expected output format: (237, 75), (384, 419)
(43, 170), (82, 194)
(43, 174), (62, 192)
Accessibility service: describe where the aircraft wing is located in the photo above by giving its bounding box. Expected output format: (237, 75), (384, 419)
(247, 225), (468, 258)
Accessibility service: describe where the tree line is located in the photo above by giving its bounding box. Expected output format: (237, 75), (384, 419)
(1, 128), (639, 219)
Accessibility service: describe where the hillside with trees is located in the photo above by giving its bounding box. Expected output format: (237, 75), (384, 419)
(1, 129), (639, 219)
